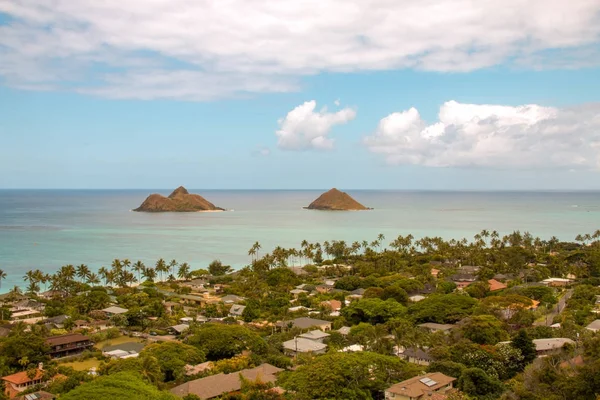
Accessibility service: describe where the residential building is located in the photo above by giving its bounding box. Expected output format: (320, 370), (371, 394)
(399, 348), (433, 366)
(43, 315), (69, 329)
(276, 317), (332, 331)
(229, 304), (246, 317)
(320, 299), (342, 311)
(283, 337), (327, 355)
(533, 338), (576, 356)
(384, 372), (456, 400)
(2, 369), (48, 399)
(541, 278), (572, 287)
(409, 295), (426, 302)
(220, 295), (245, 304)
(417, 323), (455, 334)
(14, 391), (55, 400)
(298, 329), (330, 343)
(101, 306), (128, 317)
(488, 279), (507, 292)
(170, 324), (190, 335)
(337, 326), (351, 336)
(46, 333), (93, 359)
(184, 361), (213, 376)
(451, 274), (476, 290)
(171, 364), (282, 399)
(431, 268), (440, 278)
(102, 342), (145, 360)
(290, 289), (308, 298)
(585, 319), (600, 332)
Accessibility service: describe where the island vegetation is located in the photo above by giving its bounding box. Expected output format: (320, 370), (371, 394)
(0, 229), (600, 399)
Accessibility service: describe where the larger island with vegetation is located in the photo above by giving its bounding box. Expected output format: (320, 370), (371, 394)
(1, 230), (600, 400)
(134, 186), (225, 212)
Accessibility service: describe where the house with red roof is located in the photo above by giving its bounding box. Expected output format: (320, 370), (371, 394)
(488, 279), (507, 292)
(2, 368), (48, 398)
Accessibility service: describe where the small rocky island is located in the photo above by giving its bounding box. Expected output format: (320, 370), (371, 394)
(305, 188), (371, 211)
(134, 186), (225, 212)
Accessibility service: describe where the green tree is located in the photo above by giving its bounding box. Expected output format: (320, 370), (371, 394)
(279, 352), (420, 400)
(140, 342), (205, 382)
(408, 294), (477, 324)
(511, 329), (537, 366)
(342, 298), (406, 325)
(459, 315), (509, 345)
(0, 269), (6, 289)
(60, 371), (178, 400)
(457, 367), (504, 399)
(208, 260), (232, 276)
(186, 324), (266, 361)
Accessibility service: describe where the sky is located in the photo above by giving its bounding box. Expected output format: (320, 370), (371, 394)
(1, 0), (600, 190)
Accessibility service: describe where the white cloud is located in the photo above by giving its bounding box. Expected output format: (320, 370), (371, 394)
(364, 101), (600, 169)
(1, 0), (600, 100)
(252, 146), (271, 157)
(276, 101), (356, 150)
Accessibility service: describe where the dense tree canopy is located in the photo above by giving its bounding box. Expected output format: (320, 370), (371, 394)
(279, 352), (420, 400)
(408, 294), (477, 323)
(60, 372), (178, 400)
(186, 324), (266, 361)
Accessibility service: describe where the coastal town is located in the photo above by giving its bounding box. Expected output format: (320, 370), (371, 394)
(0, 230), (599, 399)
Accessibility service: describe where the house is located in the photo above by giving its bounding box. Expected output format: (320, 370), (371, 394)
(351, 288), (366, 296)
(276, 317), (332, 331)
(417, 323), (455, 334)
(288, 306), (311, 313)
(171, 363), (282, 399)
(164, 301), (180, 314)
(457, 265), (481, 274)
(74, 319), (110, 331)
(185, 361), (213, 376)
(101, 306), (128, 317)
(220, 295), (245, 304)
(298, 329), (330, 343)
(399, 348), (433, 366)
(532, 338), (575, 356)
(338, 326), (351, 336)
(170, 324), (190, 335)
(384, 372), (456, 400)
(102, 342), (145, 359)
(45, 333), (93, 359)
(320, 300), (342, 312)
(10, 309), (43, 323)
(488, 279), (507, 292)
(283, 337), (327, 355)
(14, 391), (55, 400)
(451, 274), (476, 290)
(43, 315), (69, 329)
(315, 284), (334, 294)
(229, 304), (246, 318)
(541, 278), (572, 287)
(431, 268), (440, 278)
(585, 319), (600, 332)
(2, 368), (49, 398)
(340, 344), (365, 352)
(290, 289), (308, 298)
(409, 295), (426, 302)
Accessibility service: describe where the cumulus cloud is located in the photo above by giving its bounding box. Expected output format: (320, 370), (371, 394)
(364, 101), (600, 169)
(276, 101), (356, 150)
(1, 0), (600, 99)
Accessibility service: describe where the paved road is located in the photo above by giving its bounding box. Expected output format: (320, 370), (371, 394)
(533, 288), (573, 326)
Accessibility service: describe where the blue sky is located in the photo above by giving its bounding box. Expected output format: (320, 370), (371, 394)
(1, 1), (600, 189)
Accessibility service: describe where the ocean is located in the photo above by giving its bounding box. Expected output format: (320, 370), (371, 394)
(0, 189), (599, 291)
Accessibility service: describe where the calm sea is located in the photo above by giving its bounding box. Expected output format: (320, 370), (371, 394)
(0, 189), (599, 291)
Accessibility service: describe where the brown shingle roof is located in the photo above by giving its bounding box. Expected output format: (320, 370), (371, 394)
(46, 333), (90, 347)
(386, 372), (456, 398)
(171, 363), (283, 399)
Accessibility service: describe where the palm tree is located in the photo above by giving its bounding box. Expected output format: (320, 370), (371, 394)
(87, 273), (100, 286)
(169, 259), (178, 277)
(178, 262), (191, 280)
(76, 264), (90, 283)
(142, 267), (156, 282)
(248, 247), (257, 263)
(155, 259), (167, 282)
(132, 261), (145, 283)
(98, 267), (109, 286)
(0, 269), (6, 289)
(252, 242), (262, 259)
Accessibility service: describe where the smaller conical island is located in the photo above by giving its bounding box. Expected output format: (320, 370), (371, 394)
(134, 186), (225, 212)
(305, 188), (371, 211)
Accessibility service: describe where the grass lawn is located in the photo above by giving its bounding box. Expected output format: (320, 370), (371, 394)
(61, 358), (102, 371)
(95, 335), (146, 350)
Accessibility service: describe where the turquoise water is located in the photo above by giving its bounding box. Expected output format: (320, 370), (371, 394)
(0, 189), (599, 291)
